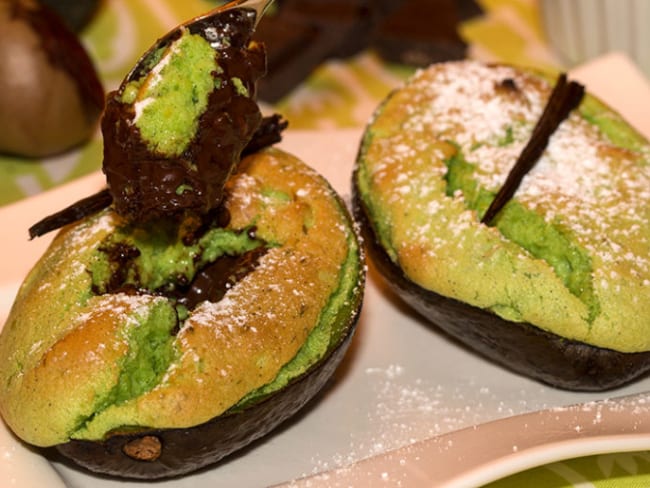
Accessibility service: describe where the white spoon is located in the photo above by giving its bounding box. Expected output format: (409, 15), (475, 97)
(280, 391), (650, 487)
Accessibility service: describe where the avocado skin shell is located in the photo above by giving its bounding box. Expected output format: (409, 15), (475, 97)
(53, 276), (364, 480)
(352, 178), (650, 392)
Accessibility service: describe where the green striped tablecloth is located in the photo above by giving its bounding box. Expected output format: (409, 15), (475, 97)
(3, 1), (650, 486)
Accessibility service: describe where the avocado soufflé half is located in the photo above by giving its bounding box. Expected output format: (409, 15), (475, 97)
(354, 60), (650, 391)
(0, 3), (364, 479)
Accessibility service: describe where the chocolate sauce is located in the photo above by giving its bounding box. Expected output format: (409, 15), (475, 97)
(179, 246), (268, 309)
(29, 115), (287, 239)
(102, 9), (266, 224)
(95, 238), (268, 316)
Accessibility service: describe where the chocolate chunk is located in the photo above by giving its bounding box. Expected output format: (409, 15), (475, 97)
(122, 436), (162, 462)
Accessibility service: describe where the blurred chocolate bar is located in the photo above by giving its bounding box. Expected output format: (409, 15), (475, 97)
(39, 0), (100, 31)
(371, 0), (467, 67)
(254, 0), (482, 102)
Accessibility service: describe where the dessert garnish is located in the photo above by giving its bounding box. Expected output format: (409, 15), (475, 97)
(480, 73), (584, 224)
(28, 114), (287, 239)
(28, 0), (285, 238)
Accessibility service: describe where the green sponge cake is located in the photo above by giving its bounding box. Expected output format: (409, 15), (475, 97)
(0, 147), (363, 477)
(0, 5), (364, 480)
(354, 60), (650, 390)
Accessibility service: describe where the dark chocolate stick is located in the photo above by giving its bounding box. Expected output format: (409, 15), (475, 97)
(28, 114), (288, 239)
(481, 74), (584, 225)
(28, 188), (112, 239)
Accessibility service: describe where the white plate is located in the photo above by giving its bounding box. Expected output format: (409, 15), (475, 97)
(2, 53), (650, 488)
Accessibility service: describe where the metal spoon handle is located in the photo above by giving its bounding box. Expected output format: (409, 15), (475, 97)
(222, 0), (273, 26)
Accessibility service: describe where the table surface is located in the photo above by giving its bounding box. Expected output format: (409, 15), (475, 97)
(2, 1), (650, 486)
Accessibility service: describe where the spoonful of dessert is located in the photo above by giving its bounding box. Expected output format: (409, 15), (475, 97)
(102, 0), (275, 224)
(29, 0), (285, 238)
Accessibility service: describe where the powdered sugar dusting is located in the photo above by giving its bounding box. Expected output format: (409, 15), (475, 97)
(304, 363), (549, 475)
(373, 62), (650, 273)
(404, 63), (649, 248)
(405, 63), (541, 152)
(74, 293), (164, 330)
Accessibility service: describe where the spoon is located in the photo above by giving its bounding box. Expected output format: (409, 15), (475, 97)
(122, 0), (273, 86)
(278, 391), (650, 487)
(29, 0), (278, 238)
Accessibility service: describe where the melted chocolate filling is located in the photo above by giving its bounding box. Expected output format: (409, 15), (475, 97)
(28, 115), (287, 239)
(93, 216), (268, 320)
(178, 245), (268, 310)
(102, 9), (265, 224)
(107, 245), (268, 309)
(95, 244), (269, 322)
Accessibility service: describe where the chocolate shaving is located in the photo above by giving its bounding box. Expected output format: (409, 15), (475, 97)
(242, 114), (289, 156)
(28, 114), (288, 239)
(480, 73), (584, 225)
(28, 188), (112, 239)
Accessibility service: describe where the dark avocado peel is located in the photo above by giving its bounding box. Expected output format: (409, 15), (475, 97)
(353, 192), (650, 391)
(354, 61), (650, 391)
